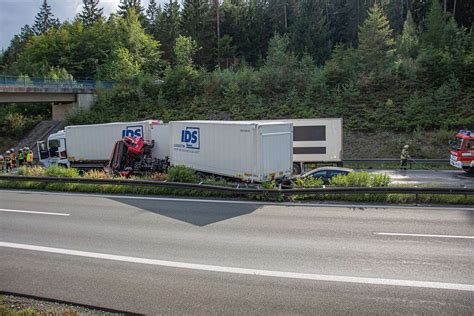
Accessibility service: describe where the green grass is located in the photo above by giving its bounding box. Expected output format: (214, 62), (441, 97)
(0, 305), (39, 316)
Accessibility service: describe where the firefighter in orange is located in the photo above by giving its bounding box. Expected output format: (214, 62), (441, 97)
(26, 147), (34, 167)
(10, 148), (17, 169)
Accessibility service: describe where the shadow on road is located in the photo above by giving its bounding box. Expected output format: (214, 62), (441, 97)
(109, 198), (261, 226)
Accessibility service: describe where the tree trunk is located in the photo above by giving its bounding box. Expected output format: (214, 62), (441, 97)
(443, 0), (447, 14)
(453, 0), (457, 17)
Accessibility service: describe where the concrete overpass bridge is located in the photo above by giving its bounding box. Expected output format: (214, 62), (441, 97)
(0, 76), (114, 120)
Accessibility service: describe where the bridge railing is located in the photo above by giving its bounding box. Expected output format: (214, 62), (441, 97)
(0, 75), (114, 90)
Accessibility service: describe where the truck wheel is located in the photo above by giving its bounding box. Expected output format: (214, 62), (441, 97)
(465, 168), (474, 175)
(292, 163), (302, 175)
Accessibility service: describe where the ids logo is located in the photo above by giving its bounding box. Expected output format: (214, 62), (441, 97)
(122, 125), (144, 138)
(181, 127), (200, 149)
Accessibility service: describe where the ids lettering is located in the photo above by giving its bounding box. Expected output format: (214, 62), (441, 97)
(122, 125), (144, 138)
(181, 127), (200, 149)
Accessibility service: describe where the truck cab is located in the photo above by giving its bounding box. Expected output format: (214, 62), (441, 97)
(450, 130), (474, 174)
(37, 130), (69, 168)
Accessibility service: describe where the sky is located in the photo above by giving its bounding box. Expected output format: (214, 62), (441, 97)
(0, 0), (167, 50)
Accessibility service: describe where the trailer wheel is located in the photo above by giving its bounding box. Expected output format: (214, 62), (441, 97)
(292, 162), (302, 175)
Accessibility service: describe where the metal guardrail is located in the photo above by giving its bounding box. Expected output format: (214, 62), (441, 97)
(1, 176), (472, 196)
(0, 75), (114, 90)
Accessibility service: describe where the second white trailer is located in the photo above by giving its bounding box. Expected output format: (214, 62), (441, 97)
(169, 121), (293, 182)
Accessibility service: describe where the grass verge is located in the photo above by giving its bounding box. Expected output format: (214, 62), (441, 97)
(1, 180), (472, 205)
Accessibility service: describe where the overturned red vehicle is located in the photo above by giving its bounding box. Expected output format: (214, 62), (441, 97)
(106, 136), (168, 177)
(450, 130), (474, 174)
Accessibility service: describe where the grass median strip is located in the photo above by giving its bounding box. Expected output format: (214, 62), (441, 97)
(1, 179), (472, 205)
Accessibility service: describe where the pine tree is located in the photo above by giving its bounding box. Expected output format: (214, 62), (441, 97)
(181, 0), (215, 67)
(146, 0), (161, 33)
(422, 0), (446, 49)
(33, 0), (59, 35)
(357, 3), (396, 76)
(398, 11), (419, 59)
(156, 0), (182, 63)
(1, 25), (34, 66)
(79, 0), (104, 27)
(381, 0), (407, 34)
(289, 0), (331, 64)
(118, 0), (144, 18)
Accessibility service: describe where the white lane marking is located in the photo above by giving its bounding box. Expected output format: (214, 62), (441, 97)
(376, 232), (474, 239)
(0, 208), (70, 216)
(2, 190), (473, 211)
(1, 241), (473, 292)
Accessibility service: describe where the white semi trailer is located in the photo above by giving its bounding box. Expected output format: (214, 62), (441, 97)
(169, 121), (293, 182)
(258, 118), (343, 174)
(37, 120), (293, 182)
(37, 120), (165, 169)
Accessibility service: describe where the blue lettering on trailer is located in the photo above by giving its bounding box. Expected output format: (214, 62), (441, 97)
(180, 127), (200, 149)
(122, 125), (144, 138)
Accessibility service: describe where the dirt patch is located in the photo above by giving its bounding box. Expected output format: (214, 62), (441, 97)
(0, 294), (124, 315)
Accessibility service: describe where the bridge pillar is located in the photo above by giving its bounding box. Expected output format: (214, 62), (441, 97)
(51, 93), (95, 120)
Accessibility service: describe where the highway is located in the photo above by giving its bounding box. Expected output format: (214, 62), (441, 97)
(368, 169), (474, 187)
(1, 190), (473, 314)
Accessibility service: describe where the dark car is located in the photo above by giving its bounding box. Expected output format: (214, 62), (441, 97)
(293, 167), (353, 184)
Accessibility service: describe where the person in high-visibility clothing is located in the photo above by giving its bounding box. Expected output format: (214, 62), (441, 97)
(26, 147), (34, 167)
(400, 145), (411, 170)
(18, 148), (24, 166)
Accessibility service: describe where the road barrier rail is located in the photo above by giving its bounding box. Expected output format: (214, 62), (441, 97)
(1, 175), (472, 196)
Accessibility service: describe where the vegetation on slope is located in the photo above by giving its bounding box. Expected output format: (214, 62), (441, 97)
(1, 1), (473, 156)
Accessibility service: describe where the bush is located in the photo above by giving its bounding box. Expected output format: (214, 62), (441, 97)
(149, 172), (167, 181)
(44, 165), (80, 178)
(201, 176), (229, 186)
(17, 166), (45, 176)
(293, 177), (324, 187)
(329, 172), (391, 187)
(83, 169), (111, 179)
(166, 165), (200, 183)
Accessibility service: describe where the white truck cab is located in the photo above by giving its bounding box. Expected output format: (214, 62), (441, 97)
(37, 130), (70, 167)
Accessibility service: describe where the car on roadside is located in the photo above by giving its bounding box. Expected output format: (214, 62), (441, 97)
(286, 166), (354, 185)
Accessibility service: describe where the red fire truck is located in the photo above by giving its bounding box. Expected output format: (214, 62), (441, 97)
(450, 130), (474, 174)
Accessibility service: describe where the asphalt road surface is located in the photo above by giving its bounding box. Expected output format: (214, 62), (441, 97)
(368, 169), (474, 187)
(1, 190), (473, 314)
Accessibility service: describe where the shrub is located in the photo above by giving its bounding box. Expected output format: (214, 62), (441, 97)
(201, 176), (229, 186)
(44, 165), (80, 178)
(370, 174), (391, 187)
(17, 166), (45, 176)
(293, 177), (324, 187)
(83, 169), (111, 179)
(329, 172), (391, 187)
(166, 165), (200, 183)
(149, 172), (167, 181)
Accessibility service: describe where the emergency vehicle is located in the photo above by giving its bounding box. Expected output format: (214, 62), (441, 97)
(450, 130), (474, 174)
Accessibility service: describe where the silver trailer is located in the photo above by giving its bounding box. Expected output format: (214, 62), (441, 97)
(169, 120), (293, 182)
